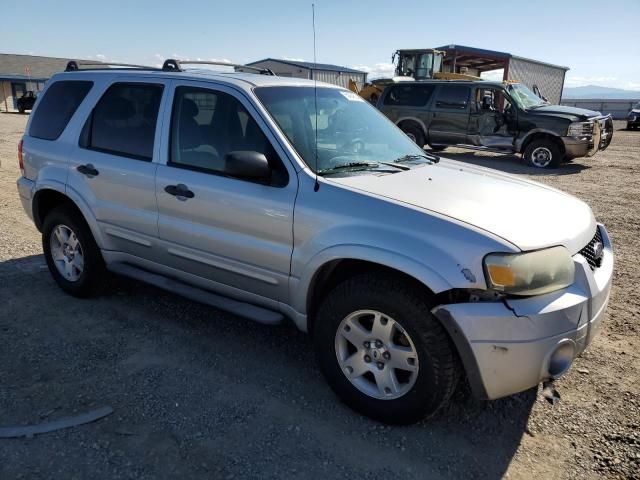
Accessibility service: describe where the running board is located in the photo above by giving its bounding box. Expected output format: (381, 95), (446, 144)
(454, 144), (516, 154)
(107, 263), (284, 325)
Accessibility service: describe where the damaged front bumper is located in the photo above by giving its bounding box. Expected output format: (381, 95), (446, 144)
(433, 224), (613, 400)
(564, 115), (614, 159)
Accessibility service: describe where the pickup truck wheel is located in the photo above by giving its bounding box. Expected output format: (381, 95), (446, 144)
(524, 139), (561, 168)
(42, 205), (106, 297)
(401, 124), (426, 148)
(314, 273), (459, 424)
(428, 144), (447, 152)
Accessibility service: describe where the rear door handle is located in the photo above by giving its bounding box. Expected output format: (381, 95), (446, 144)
(164, 184), (195, 200)
(77, 163), (99, 177)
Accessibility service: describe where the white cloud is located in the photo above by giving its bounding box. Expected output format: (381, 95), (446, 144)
(350, 62), (395, 80)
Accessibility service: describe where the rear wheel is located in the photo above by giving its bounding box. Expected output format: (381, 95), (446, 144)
(42, 205), (106, 297)
(314, 273), (460, 424)
(524, 139), (562, 168)
(401, 124), (426, 149)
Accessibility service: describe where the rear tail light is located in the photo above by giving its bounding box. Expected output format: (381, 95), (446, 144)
(18, 139), (24, 175)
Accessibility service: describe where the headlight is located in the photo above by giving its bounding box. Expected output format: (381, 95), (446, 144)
(567, 121), (594, 137)
(484, 246), (575, 296)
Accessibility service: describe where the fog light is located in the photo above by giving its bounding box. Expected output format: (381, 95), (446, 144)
(547, 341), (576, 378)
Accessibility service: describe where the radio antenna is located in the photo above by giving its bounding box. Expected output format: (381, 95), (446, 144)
(312, 3), (320, 192)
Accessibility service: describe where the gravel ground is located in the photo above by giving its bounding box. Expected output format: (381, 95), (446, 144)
(0, 112), (638, 479)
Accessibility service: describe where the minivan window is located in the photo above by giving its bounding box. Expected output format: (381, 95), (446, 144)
(434, 86), (470, 110)
(82, 83), (163, 160)
(169, 86), (286, 184)
(383, 85), (435, 107)
(29, 81), (93, 140)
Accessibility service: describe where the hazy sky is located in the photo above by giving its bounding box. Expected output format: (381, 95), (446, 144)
(3, 0), (639, 89)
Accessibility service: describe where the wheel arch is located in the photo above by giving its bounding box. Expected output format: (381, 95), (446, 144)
(519, 130), (566, 156)
(396, 117), (428, 137)
(32, 186), (106, 248)
(299, 249), (451, 336)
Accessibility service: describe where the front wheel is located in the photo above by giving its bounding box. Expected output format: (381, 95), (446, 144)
(523, 139), (562, 168)
(314, 273), (460, 424)
(428, 144), (447, 152)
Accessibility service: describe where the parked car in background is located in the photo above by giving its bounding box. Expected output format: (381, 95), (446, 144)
(378, 80), (614, 168)
(16, 62), (613, 423)
(16, 91), (37, 113)
(627, 102), (640, 130)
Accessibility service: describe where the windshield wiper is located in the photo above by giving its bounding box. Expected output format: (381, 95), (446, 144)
(317, 162), (381, 175)
(394, 152), (440, 164)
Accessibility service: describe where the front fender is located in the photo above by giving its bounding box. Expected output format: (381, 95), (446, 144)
(290, 243), (454, 319)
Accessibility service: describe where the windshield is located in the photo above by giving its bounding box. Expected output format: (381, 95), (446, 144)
(254, 86), (428, 174)
(507, 83), (548, 109)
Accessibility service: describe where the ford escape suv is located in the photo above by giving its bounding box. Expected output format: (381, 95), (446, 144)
(17, 60), (614, 424)
(378, 80), (614, 168)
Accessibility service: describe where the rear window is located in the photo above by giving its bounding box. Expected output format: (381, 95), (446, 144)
(81, 83), (163, 160)
(434, 86), (470, 110)
(383, 85), (434, 107)
(29, 81), (93, 140)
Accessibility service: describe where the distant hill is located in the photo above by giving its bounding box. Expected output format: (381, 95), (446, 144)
(563, 85), (640, 99)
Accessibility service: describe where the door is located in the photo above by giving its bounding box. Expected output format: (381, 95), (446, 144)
(66, 79), (168, 259)
(11, 82), (26, 110)
(428, 85), (471, 145)
(468, 87), (518, 150)
(379, 84), (435, 142)
(155, 82), (297, 302)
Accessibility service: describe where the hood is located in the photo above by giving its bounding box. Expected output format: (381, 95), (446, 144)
(330, 160), (595, 254)
(630, 109), (640, 114)
(528, 104), (601, 121)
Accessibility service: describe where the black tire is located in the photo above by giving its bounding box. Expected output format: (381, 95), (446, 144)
(42, 205), (106, 297)
(401, 124), (426, 149)
(523, 138), (562, 168)
(428, 144), (447, 152)
(314, 273), (460, 424)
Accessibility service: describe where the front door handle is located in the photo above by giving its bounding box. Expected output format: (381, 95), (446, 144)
(77, 163), (99, 177)
(164, 184), (195, 200)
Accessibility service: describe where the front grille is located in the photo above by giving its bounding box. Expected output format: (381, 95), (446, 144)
(579, 228), (604, 270)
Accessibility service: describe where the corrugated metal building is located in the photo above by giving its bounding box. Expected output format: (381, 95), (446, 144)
(0, 54), (74, 112)
(436, 45), (569, 105)
(239, 59), (367, 89)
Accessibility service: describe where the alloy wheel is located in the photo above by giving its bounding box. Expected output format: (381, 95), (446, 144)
(50, 224), (84, 281)
(334, 310), (419, 400)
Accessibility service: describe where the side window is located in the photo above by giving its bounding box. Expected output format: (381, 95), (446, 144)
(29, 81), (93, 140)
(81, 83), (163, 160)
(169, 86), (287, 186)
(434, 86), (470, 110)
(383, 85), (434, 107)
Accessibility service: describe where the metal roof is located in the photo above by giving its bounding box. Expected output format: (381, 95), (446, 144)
(0, 53), (75, 78)
(435, 45), (570, 71)
(0, 74), (48, 82)
(246, 58), (366, 75)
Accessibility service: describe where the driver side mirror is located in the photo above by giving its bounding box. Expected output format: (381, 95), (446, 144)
(224, 151), (272, 181)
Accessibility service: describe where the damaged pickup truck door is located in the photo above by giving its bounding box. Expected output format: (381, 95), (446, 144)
(467, 87), (518, 150)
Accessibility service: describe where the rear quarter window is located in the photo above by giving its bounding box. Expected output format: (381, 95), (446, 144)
(29, 81), (93, 140)
(383, 85), (434, 107)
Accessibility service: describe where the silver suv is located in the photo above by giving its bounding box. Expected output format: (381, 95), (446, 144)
(16, 60), (613, 424)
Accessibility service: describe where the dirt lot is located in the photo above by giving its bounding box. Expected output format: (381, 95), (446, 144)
(0, 112), (638, 479)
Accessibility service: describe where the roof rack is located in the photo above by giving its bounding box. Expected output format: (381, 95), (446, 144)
(65, 60), (161, 72)
(161, 59), (275, 76)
